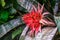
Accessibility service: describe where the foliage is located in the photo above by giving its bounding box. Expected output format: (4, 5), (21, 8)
(0, 0), (6, 7)
(0, 0), (57, 40)
(0, 0), (28, 25)
(12, 26), (23, 39)
(0, 11), (9, 21)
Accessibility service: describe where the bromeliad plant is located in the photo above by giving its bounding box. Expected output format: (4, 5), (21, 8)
(22, 3), (55, 36)
(22, 3), (44, 36)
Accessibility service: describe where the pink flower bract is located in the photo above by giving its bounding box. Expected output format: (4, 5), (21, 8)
(22, 3), (44, 35)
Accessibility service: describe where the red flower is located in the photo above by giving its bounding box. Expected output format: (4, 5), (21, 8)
(22, 3), (44, 35)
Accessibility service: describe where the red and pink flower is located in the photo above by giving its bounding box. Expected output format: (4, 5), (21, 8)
(22, 3), (54, 36)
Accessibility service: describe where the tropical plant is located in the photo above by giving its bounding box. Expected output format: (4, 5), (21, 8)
(0, 0), (57, 40)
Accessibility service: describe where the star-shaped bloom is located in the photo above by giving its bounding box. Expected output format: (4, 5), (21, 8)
(22, 3), (55, 36)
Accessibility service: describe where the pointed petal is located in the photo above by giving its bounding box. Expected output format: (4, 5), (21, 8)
(32, 5), (37, 12)
(39, 25), (42, 32)
(38, 3), (41, 13)
(41, 4), (44, 13)
(42, 19), (48, 24)
(35, 26), (39, 35)
(28, 29), (34, 36)
(42, 12), (49, 16)
(40, 19), (45, 25)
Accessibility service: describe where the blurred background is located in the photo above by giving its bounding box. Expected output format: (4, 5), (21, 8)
(0, 0), (60, 40)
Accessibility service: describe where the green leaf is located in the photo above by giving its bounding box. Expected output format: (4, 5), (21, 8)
(0, 31), (12, 40)
(12, 27), (23, 39)
(0, 11), (9, 22)
(9, 7), (17, 14)
(1, 0), (6, 7)
(9, 16), (14, 19)
(55, 17), (60, 32)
